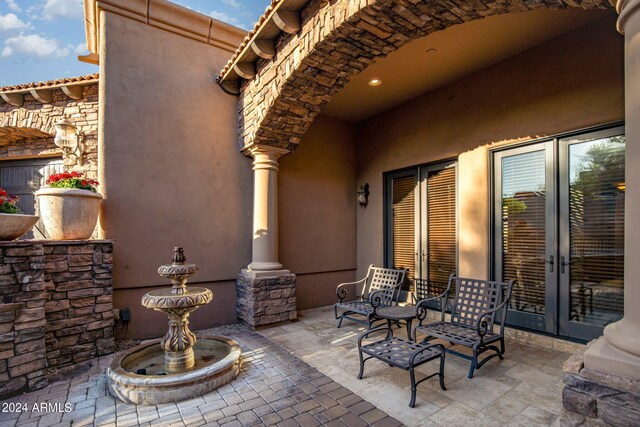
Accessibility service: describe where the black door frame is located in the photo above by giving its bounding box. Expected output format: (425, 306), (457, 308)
(490, 122), (625, 341)
(384, 159), (458, 302)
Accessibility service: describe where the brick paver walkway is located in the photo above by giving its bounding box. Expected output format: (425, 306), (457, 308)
(0, 325), (401, 427)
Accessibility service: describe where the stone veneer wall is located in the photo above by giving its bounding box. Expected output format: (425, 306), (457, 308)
(0, 302), (47, 398)
(561, 346), (640, 426)
(0, 84), (99, 179)
(0, 240), (113, 398)
(236, 272), (297, 327)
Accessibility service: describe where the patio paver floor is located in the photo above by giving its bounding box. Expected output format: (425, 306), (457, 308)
(0, 325), (400, 427)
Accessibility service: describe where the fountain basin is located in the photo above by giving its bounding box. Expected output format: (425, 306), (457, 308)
(107, 336), (241, 405)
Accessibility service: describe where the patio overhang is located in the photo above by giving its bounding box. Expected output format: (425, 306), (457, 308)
(217, 0), (616, 153)
(0, 74), (99, 107)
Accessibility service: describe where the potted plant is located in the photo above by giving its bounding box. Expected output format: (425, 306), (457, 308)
(35, 171), (102, 240)
(0, 188), (40, 241)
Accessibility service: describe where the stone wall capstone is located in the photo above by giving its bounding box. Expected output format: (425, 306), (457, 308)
(236, 0), (614, 151)
(0, 240), (114, 398)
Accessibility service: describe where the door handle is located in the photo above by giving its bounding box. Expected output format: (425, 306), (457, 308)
(545, 255), (554, 273)
(560, 256), (570, 274)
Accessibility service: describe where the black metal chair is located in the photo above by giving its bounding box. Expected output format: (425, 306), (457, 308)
(413, 274), (515, 379)
(334, 265), (406, 328)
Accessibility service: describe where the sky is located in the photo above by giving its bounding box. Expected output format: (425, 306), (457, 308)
(0, 0), (270, 87)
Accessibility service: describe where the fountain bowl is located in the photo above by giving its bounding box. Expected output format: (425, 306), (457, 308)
(107, 335), (241, 405)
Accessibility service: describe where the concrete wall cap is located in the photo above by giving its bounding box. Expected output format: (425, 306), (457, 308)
(83, 0), (246, 57)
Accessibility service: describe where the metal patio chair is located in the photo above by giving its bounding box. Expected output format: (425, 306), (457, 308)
(414, 274), (515, 378)
(334, 265), (406, 328)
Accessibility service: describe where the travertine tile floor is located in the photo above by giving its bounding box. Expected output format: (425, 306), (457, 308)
(260, 306), (575, 427)
(0, 307), (574, 427)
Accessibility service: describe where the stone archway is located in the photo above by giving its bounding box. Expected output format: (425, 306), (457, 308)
(0, 109), (58, 160)
(0, 109), (59, 138)
(220, 0), (615, 151)
(0, 80), (99, 170)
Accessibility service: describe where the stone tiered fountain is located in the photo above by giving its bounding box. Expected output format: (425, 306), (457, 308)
(107, 248), (241, 405)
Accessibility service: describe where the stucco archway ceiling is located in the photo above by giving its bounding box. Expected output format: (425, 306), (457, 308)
(322, 8), (612, 123)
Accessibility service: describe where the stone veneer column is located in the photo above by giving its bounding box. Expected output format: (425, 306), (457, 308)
(583, 0), (640, 379)
(236, 145), (297, 328)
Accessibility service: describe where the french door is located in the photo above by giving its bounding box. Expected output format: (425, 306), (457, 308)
(385, 161), (457, 301)
(494, 125), (625, 341)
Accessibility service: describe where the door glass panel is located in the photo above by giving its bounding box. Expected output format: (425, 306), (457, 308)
(427, 167), (456, 297)
(568, 136), (625, 327)
(501, 150), (547, 315)
(392, 176), (416, 292)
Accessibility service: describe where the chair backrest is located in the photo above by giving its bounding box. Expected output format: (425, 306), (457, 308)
(363, 266), (406, 306)
(413, 278), (446, 310)
(449, 277), (513, 331)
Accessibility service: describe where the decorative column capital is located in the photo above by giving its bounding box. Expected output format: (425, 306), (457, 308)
(246, 144), (291, 158)
(247, 144), (291, 172)
(617, 0), (640, 33)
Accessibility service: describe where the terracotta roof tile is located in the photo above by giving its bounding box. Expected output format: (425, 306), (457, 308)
(218, 0), (282, 82)
(0, 73), (99, 93)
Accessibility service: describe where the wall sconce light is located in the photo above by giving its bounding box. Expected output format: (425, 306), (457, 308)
(357, 183), (370, 207)
(54, 118), (85, 165)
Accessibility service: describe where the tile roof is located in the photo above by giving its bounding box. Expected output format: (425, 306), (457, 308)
(217, 0), (282, 81)
(0, 73), (99, 93)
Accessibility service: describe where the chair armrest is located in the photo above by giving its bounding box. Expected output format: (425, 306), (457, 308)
(475, 278), (515, 337)
(415, 291), (449, 323)
(357, 325), (393, 347)
(369, 289), (391, 310)
(415, 273), (455, 324)
(474, 299), (509, 338)
(336, 277), (367, 302)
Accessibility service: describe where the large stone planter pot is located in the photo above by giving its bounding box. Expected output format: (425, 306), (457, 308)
(35, 188), (102, 240)
(0, 213), (39, 241)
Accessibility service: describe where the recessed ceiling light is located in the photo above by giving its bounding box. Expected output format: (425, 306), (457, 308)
(368, 79), (382, 87)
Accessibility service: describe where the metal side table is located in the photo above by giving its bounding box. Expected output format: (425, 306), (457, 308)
(376, 305), (417, 339)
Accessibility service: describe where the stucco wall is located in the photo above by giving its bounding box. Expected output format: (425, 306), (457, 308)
(98, 12), (248, 338)
(280, 115), (358, 309)
(355, 15), (624, 279)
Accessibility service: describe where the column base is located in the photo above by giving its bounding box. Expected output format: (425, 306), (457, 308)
(241, 268), (291, 279)
(562, 346), (640, 426)
(236, 270), (297, 328)
(584, 336), (640, 379)
(247, 261), (284, 271)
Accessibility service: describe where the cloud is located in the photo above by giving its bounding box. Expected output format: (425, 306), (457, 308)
(209, 10), (240, 26)
(74, 42), (87, 54)
(6, 0), (20, 12)
(221, 0), (242, 8)
(44, 0), (83, 20)
(2, 34), (69, 58)
(0, 13), (31, 31)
